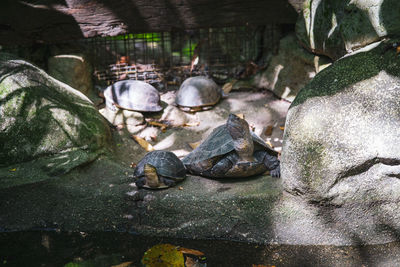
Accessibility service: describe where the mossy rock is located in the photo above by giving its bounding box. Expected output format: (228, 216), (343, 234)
(0, 53), (112, 188)
(296, 0), (400, 60)
(282, 40), (400, 202)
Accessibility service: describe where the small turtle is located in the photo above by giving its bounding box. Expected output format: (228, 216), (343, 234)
(134, 150), (186, 189)
(104, 80), (163, 112)
(183, 114), (280, 178)
(175, 76), (222, 112)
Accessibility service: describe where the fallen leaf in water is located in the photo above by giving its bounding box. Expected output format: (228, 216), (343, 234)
(182, 121), (200, 127)
(179, 186), (183, 190)
(132, 135), (155, 152)
(111, 261), (134, 267)
(177, 247), (204, 256)
(265, 125), (273, 136)
(188, 141), (201, 150)
(279, 126), (285, 131)
(9, 168), (16, 172)
(142, 244), (185, 267)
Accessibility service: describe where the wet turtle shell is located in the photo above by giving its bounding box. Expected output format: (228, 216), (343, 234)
(134, 150), (186, 189)
(104, 80), (163, 112)
(182, 117), (279, 178)
(175, 76), (221, 111)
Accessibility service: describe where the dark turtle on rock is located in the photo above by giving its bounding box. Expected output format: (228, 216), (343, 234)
(134, 150), (186, 189)
(182, 114), (280, 178)
(175, 76), (222, 112)
(104, 80), (163, 112)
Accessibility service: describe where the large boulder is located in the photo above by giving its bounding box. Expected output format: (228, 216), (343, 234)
(282, 40), (400, 203)
(47, 54), (93, 95)
(296, 0), (400, 60)
(280, 40), (400, 244)
(0, 53), (112, 188)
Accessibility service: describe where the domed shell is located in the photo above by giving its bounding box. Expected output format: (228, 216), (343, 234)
(182, 124), (277, 166)
(104, 80), (163, 112)
(175, 76), (221, 108)
(134, 150), (186, 179)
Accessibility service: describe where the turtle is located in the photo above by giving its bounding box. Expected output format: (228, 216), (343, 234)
(104, 80), (163, 112)
(133, 150), (186, 189)
(182, 114), (280, 178)
(175, 76), (222, 112)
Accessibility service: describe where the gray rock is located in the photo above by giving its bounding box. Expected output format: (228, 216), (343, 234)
(0, 53), (111, 188)
(296, 0), (400, 60)
(281, 40), (400, 242)
(48, 54), (93, 95)
(251, 34), (331, 101)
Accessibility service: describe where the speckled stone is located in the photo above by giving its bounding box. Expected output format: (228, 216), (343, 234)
(282, 40), (400, 199)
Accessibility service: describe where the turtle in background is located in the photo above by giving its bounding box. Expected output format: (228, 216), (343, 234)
(134, 150), (186, 189)
(175, 76), (222, 112)
(104, 80), (163, 112)
(183, 114), (280, 178)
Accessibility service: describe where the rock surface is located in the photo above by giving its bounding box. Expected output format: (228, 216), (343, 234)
(296, 0), (400, 60)
(48, 54), (93, 95)
(281, 40), (400, 243)
(251, 34), (331, 101)
(0, 53), (111, 188)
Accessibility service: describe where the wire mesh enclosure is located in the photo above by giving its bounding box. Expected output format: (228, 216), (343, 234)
(84, 24), (281, 87)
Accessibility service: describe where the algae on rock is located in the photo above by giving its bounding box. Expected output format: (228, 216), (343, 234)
(0, 53), (112, 188)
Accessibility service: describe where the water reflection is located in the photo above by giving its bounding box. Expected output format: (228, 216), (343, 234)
(1, 231), (400, 266)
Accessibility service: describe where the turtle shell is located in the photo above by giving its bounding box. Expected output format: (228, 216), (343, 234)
(104, 80), (163, 112)
(134, 150), (186, 180)
(182, 124), (277, 166)
(175, 76), (221, 108)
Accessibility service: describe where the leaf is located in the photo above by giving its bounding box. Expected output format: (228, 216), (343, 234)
(132, 135), (155, 152)
(265, 125), (273, 136)
(222, 80), (236, 94)
(235, 113), (245, 119)
(9, 168), (16, 172)
(182, 121), (200, 127)
(279, 126), (285, 131)
(177, 247), (205, 256)
(111, 262), (133, 267)
(142, 244), (185, 267)
(188, 141), (201, 150)
(148, 121), (168, 131)
(266, 140), (274, 148)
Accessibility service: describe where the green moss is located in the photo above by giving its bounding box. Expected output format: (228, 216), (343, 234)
(291, 42), (394, 108)
(301, 141), (326, 191)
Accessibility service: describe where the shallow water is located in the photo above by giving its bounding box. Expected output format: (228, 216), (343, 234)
(2, 231), (400, 266)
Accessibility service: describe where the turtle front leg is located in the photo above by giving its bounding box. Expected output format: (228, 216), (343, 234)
(270, 165), (280, 178)
(209, 154), (235, 177)
(254, 150), (280, 177)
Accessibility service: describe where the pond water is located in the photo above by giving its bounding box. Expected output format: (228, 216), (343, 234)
(2, 231), (400, 266)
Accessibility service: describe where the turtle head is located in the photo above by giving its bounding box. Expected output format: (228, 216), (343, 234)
(226, 113), (254, 162)
(143, 163), (161, 188)
(227, 113), (250, 140)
